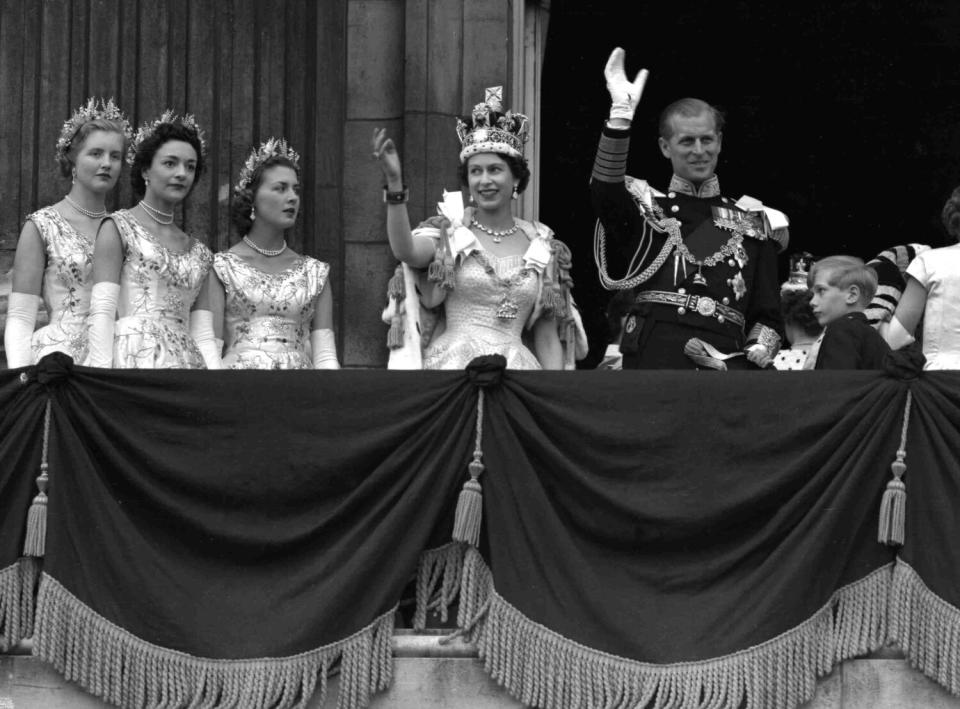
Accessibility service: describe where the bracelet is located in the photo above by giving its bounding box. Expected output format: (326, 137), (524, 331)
(383, 185), (409, 204)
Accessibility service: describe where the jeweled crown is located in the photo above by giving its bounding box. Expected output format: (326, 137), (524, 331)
(456, 86), (528, 163)
(781, 251), (815, 293)
(127, 110), (207, 165)
(234, 137), (301, 196)
(56, 97), (132, 163)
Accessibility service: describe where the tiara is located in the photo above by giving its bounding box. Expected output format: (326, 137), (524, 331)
(456, 86), (528, 163)
(234, 137), (301, 195)
(126, 110), (207, 165)
(55, 98), (132, 162)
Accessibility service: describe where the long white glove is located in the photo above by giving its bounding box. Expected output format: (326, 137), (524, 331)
(189, 309), (223, 369)
(605, 47), (649, 122)
(880, 315), (916, 351)
(311, 328), (340, 369)
(85, 282), (120, 368)
(4, 292), (41, 368)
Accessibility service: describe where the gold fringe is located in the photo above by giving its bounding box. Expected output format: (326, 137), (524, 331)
(889, 559), (960, 695)
(413, 543), (466, 629)
(34, 574), (394, 709)
(0, 558), (39, 651)
(458, 548), (892, 709)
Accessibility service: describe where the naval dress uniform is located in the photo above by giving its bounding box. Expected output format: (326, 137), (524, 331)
(590, 124), (785, 369)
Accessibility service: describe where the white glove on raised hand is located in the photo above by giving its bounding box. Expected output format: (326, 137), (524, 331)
(605, 47), (649, 123)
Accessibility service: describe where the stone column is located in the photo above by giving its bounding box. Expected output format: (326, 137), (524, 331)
(341, 0), (407, 367)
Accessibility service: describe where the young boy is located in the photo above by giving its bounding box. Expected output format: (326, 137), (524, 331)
(805, 255), (890, 369)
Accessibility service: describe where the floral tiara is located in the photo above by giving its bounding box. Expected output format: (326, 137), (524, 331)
(126, 110), (207, 165)
(55, 98), (132, 163)
(234, 137), (301, 195)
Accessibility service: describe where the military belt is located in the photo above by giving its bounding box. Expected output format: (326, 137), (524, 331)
(635, 290), (745, 329)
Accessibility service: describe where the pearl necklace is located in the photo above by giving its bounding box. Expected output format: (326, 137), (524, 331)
(139, 200), (174, 225)
(64, 195), (106, 219)
(243, 235), (287, 257)
(472, 219), (519, 244)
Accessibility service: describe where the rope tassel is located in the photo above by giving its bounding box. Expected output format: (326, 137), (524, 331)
(23, 400), (52, 558)
(453, 390), (485, 547)
(878, 391), (911, 546)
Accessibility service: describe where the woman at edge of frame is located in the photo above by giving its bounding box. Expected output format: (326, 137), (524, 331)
(5, 99), (130, 368)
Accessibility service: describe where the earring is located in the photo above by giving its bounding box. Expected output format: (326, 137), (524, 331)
(71, 167), (77, 185)
(512, 186), (519, 200)
(469, 193), (476, 204)
(145, 177), (150, 186)
(250, 206), (256, 221)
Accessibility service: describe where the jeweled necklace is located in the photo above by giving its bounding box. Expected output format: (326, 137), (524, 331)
(243, 235), (287, 257)
(64, 195), (106, 219)
(139, 200), (174, 225)
(473, 219), (519, 244)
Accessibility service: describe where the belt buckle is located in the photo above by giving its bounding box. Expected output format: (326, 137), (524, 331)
(696, 296), (717, 318)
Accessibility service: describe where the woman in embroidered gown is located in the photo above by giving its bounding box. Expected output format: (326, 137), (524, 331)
(882, 187), (960, 369)
(204, 138), (338, 370)
(4, 99), (130, 368)
(373, 88), (575, 370)
(85, 111), (215, 369)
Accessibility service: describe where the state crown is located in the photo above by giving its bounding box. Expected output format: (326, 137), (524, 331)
(456, 86), (528, 163)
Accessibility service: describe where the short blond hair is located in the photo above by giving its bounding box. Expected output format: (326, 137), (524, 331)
(808, 255), (878, 307)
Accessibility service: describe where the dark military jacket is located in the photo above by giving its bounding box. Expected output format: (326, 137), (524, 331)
(591, 124), (783, 369)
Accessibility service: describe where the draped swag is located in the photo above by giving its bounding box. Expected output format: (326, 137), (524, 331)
(2, 355), (960, 709)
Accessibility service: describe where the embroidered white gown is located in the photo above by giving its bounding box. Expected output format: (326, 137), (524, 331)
(214, 252), (330, 369)
(111, 210), (213, 369)
(26, 207), (94, 363)
(423, 248), (543, 370)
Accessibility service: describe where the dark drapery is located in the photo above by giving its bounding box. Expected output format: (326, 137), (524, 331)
(2, 358), (960, 709)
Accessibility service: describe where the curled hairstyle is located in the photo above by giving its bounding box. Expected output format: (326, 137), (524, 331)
(231, 155), (300, 236)
(780, 289), (822, 339)
(808, 255), (878, 306)
(57, 119), (129, 178)
(658, 98), (726, 140)
(941, 185), (960, 243)
(457, 153), (531, 196)
(130, 123), (205, 198)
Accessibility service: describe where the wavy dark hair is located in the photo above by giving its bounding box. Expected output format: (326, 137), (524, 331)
(130, 122), (205, 198)
(231, 155), (301, 236)
(57, 119), (129, 178)
(781, 289), (823, 339)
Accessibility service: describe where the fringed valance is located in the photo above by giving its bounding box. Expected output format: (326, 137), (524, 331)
(2, 354), (960, 708)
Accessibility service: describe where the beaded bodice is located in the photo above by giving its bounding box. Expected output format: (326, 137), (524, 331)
(441, 252), (538, 339)
(215, 253), (329, 367)
(31, 207), (94, 328)
(112, 210), (213, 327)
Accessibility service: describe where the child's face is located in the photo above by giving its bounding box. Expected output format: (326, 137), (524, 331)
(810, 270), (857, 326)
